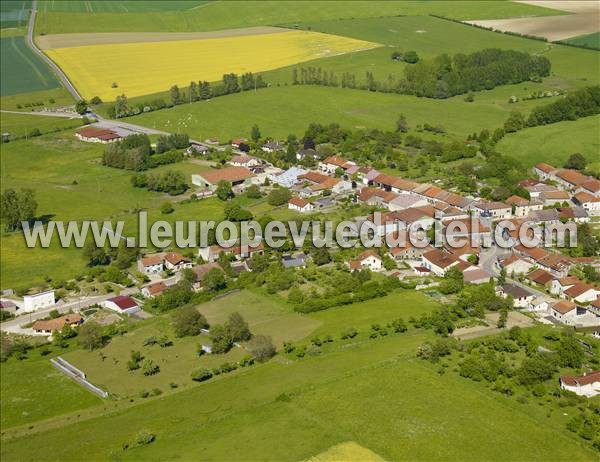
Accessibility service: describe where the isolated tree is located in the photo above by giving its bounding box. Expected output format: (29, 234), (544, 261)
(77, 321), (104, 350)
(251, 124), (261, 143)
(564, 153), (587, 170)
(248, 335), (276, 362)
(267, 188), (292, 206)
(226, 312), (251, 342)
(171, 306), (208, 337)
(75, 99), (88, 114)
(439, 266), (464, 295)
(83, 240), (109, 266)
(210, 324), (233, 354)
(216, 180), (234, 201)
(170, 85), (182, 105)
(497, 267), (507, 286)
(403, 50), (419, 63)
(0, 188), (37, 231)
(203, 268), (226, 292)
(557, 333), (585, 368)
(396, 114), (408, 133)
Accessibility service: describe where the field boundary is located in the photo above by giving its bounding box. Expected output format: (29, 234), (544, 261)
(50, 356), (109, 398)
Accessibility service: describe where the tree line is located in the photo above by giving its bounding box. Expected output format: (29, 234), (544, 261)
(102, 133), (188, 171)
(291, 48), (550, 99)
(107, 72), (267, 119)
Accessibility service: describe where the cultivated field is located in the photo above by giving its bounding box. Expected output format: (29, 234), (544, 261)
(45, 30), (380, 100)
(0, 36), (60, 96)
(467, 1), (600, 41)
(34, 1), (562, 35)
(563, 32), (600, 50)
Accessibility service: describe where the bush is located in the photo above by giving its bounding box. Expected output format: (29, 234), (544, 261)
(141, 359), (160, 376)
(160, 202), (174, 214)
(248, 335), (276, 362)
(135, 430), (155, 446)
(191, 368), (213, 382)
(341, 327), (358, 339)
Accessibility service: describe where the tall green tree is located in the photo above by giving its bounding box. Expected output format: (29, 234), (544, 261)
(0, 189), (37, 231)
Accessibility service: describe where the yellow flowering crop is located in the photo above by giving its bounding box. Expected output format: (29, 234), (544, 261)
(45, 30), (381, 100)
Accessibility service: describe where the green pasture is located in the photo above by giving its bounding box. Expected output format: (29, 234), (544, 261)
(0, 111), (83, 139)
(0, 356), (102, 429)
(562, 32), (600, 50)
(496, 114), (600, 169)
(0, 87), (74, 111)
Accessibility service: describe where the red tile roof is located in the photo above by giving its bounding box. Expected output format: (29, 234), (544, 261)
(552, 300), (576, 314)
(561, 371), (600, 387)
(198, 167), (253, 185)
(108, 295), (137, 310)
(289, 196), (310, 208)
(535, 163), (556, 174)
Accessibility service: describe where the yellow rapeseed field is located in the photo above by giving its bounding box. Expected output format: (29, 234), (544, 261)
(45, 30), (381, 100)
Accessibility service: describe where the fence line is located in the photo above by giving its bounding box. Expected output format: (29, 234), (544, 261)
(50, 356), (109, 398)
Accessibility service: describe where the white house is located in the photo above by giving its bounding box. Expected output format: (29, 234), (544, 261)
(141, 281), (167, 298)
(533, 163), (557, 181)
(550, 300), (579, 325)
(319, 155), (353, 175)
(498, 283), (535, 308)
(550, 276), (580, 296)
(499, 254), (533, 276)
(23, 290), (55, 313)
(572, 192), (600, 216)
(103, 295), (140, 315)
(505, 195), (543, 217)
(288, 196), (314, 213)
(470, 201), (512, 220)
(560, 371), (600, 397)
(564, 283), (600, 304)
(348, 250), (383, 272)
(527, 296), (550, 313)
(421, 248), (460, 276)
(138, 255), (164, 274)
(229, 155), (261, 168)
(262, 141), (283, 153)
(163, 252), (192, 271)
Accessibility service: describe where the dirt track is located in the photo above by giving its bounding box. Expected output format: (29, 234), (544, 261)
(36, 26), (289, 49)
(466, 0), (599, 41)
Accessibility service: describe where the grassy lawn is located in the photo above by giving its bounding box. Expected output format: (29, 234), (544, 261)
(0, 356), (102, 429)
(2, 330), (595, 461)
(496, 114), (600, 169)
(0, 111), (84, 139)
(35, 1), (562, 34)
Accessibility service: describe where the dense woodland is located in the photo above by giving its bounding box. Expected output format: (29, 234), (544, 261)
(292, 48), (551, 98)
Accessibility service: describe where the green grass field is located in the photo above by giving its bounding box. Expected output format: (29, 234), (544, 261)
(0, 87), (74, 110)
(1, 356), (102, 429)
(0, 112), (83, 139)
(127, 85), (513, 141)
(0, 36), (61, 96)
(496, 114), (600, 169)
(0, 1), (30, 29)
(37, 1), (208, 13)
(562, 32), (600, 50)
(2, 330), (596, 461)
(34, 1), (562, 34)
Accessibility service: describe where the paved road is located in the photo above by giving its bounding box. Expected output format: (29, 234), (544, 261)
(0, 288), (137, 334)
(26, 1), (82, 101)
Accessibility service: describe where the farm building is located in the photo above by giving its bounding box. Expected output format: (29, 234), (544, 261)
(76, 127), (121, 143)
(269, 167), (307, 187)
(32, 314), (83, 335)
(192, 167), (254, 191)
(103, 296), (140, 315)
